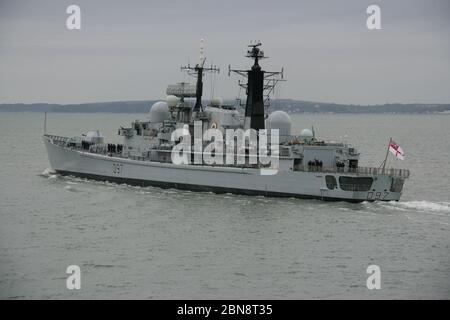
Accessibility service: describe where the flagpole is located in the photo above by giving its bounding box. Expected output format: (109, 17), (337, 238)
(44, 112), (47, 135)
(381, 137), (392, 171)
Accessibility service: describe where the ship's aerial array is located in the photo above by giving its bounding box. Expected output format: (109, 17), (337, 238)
(44, 40), (409, 202)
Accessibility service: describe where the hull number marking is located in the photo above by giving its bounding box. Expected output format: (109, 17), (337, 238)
(112, 163), (123, 175)
(367, 191), (389, 200)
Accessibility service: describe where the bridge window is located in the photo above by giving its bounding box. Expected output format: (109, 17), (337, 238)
(339, 176), (373, 191)
(349, 159), (358, 170)
(325, 175), (337, 190)
(293, 158), (302, 171)
(390, 177), (404, 192)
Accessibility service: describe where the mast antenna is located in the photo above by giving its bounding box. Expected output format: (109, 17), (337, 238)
(180, 39), (219, 112)
(199, 38), (205, 66)
(229, 41), (285, 129)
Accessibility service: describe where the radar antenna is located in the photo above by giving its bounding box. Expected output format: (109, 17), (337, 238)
(229, 41), (285, 130)
(181, 39), (220, 112)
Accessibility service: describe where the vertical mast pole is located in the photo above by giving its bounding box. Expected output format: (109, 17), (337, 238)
(381, 137), (392, 171)
(193, 39), (205, 112)
(44, 112), (47, 135)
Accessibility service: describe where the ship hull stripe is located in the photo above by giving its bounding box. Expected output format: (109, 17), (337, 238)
(55, 169), (385, 203)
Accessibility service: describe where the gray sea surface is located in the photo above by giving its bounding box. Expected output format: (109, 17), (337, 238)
(0, 112), (449, 299)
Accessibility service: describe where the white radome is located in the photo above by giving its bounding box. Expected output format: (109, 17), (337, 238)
(149, 101), (170, 123)
(266, 111), (292, 142)
(210, 97), (223, 107)
(300, 128), (314, 142)
(166, 95), (179, 108)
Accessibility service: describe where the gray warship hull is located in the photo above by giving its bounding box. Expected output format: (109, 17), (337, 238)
(44, 135), (405, 202)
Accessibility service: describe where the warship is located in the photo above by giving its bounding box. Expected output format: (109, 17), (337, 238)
(43, 41), (409, 202)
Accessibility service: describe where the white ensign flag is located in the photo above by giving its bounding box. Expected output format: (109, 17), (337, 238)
(389, 140), (405, 160)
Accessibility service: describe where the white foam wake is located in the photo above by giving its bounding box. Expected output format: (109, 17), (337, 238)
(40, 167), (58, 179)
(389, 201), (450, 215)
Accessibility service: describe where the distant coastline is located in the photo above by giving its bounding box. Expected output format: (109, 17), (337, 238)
(1, 99), (449, 114)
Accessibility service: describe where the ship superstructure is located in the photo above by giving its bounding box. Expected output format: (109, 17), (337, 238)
(43, 41), (409, 202)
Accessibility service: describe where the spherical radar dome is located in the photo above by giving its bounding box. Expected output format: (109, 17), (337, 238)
(211, 97), (223, 107)
(266, 111), (292, 140)
(149, 101), (170, 123)
(300, 128), (314, 142)
(266, 111), (292, 130)
(166, 95), (179, 108)
(267, 110), (292, 125)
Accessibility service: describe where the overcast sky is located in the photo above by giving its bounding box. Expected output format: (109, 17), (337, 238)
(1, 0), (449, 105)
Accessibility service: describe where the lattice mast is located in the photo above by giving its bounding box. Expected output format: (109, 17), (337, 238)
(180, 39), (220, 112)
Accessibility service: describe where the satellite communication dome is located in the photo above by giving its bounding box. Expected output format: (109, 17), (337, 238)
(300, 128), (314, 142)
(149, 101), (170, 123)
(210, 97), (223, 107)
(266, 111), (292, 142)
(166, 95), (179, 108)
(84, 130), (104, 144)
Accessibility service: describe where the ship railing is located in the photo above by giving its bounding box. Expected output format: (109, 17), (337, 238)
(44, 134), (121, 156)
(297, 165), (410, 178)
(43, 136), (410, 178)
(44, 134), (70, 145)
(286, 136), (349, 147)
(354, 166), (410, 178)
